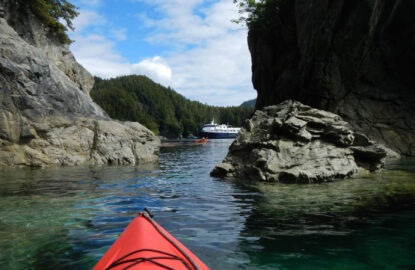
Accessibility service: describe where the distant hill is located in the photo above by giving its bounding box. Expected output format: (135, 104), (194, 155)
(91, 75), (254, 138)
(241, 99), (256, 108)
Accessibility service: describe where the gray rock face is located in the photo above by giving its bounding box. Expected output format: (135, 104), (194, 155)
(0, 3), (159, 167)
(211, 101), (398, 183)
(248, 0), (415, 156)
(1, 0), (94, 93)
(0, 118), (159, 167)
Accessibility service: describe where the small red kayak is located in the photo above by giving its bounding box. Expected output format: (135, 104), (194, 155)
(93, 210), (210, 270)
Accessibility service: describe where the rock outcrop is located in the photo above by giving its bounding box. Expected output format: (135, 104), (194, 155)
(0, 1), (159, 167)
(211, 101), (398, 183)
(248, 0), (415, 156)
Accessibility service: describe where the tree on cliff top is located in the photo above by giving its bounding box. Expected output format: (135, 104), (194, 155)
(233, 0), (283, 29)
(19, 0), (78, 44)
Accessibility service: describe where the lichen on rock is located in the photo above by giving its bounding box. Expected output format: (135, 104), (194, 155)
(211, 100), (398, 183)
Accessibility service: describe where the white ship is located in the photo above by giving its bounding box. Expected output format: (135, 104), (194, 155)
(201, 120), (241, 139)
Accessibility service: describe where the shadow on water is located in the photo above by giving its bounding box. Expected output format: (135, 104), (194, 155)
(228, 159), (415, 269)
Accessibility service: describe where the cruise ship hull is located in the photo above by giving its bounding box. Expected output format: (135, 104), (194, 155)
(201, 132), (238, 139)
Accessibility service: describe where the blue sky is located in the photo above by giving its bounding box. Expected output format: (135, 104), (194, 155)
(68, 0), (256, 106)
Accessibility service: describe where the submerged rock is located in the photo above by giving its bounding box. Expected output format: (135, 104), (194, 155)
(211, 101), (398, 183)
(0, 2), (159, 167)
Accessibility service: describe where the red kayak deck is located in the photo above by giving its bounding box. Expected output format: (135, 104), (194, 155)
(94, 212), (209, 270)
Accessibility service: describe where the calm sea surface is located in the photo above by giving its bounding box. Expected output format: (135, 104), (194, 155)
(0, 140), (414, 270)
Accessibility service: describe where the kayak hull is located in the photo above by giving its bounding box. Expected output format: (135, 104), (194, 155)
(93, 212), (209, 270)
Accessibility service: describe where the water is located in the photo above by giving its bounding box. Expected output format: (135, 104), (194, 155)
(0, 140), (414, 269)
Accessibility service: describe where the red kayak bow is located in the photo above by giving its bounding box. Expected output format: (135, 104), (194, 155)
(93, 210), (210, 270)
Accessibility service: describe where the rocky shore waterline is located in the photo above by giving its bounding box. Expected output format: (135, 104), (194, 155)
(211, 100), (399, 183)
(0, 2), (159, 167)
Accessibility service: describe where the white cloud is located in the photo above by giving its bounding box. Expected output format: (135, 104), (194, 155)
(70, 34), (131, 78)
(144, 0), (232, 45)
(70, 0), (256, 106)
(72, 10), (106, 33)
(136, 12), (158, 28)
(109, 28), (127, 41)
(131, 57), (172, 86)
(71, 35), (172, 85)
(167, 30), (254, 105)
(142, 0), (256, 105)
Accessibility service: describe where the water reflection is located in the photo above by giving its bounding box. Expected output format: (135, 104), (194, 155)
(231, 160), (415, 269)
(0, 141), (414, 270)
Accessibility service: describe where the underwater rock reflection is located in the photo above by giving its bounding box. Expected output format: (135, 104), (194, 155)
(230, 160), (415, 269)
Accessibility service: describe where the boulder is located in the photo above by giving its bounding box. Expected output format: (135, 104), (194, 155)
(211, 100), (398, 183)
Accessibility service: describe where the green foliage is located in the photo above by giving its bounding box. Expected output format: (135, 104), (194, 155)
(232, 0), (259, 25)
(91, 75), (254, 138)
(19, 0), (78, 44)
(233, 0), (283, 29)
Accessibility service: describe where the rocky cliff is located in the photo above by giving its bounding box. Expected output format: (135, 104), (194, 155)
(0, 1), (159, 167)
(248, 0), (415, 156)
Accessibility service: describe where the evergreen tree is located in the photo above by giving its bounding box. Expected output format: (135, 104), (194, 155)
(91, 75), (254, 138)
(19, 0), (79, 44)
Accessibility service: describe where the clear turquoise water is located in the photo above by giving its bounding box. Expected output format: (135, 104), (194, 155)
(0, 140), (414, 269)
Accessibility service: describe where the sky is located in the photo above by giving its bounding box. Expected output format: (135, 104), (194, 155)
(68, 0), (257, 106)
